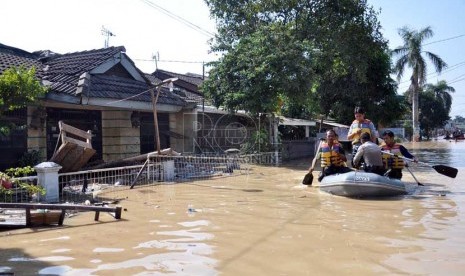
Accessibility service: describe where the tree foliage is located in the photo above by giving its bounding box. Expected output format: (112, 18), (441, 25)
(419, 90), (449, 140)
(202, 0), (402, 126)
(0, 66), (47, 115)
(418, 80), (454, 139)
(423, 80), (454, 115)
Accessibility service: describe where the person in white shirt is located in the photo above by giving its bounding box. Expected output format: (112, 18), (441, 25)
(353, 132), (385, 175)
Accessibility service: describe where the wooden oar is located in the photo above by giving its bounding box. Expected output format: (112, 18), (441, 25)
(302, 140), (323, 185)
(381, 151), (458, 178)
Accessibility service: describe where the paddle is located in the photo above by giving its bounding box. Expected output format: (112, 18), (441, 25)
(404, 163), (424, 186)
(302, 139), (323, 185)
(381, 151), (458, 178)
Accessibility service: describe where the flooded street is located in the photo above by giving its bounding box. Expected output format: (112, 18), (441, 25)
(0, 140), (464, 275)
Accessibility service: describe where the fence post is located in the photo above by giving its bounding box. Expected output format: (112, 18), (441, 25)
(34, 162), (62, 203)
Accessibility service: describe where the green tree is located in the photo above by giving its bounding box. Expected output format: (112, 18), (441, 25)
(203, 23), (315, 114)
(202, 0), (402, 126)
(0, 66), (47, 115)
(419, 89), (449, 140)
(455, 115), (465, 123)
(392, 26), (447, 141)
(423, 80), (454, 115)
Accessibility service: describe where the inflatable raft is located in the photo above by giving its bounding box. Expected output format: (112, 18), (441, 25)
(319, 170), (407, 198)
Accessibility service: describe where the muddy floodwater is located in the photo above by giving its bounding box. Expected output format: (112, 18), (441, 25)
(0, 140), (464, 275)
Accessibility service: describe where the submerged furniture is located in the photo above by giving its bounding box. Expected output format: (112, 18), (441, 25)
(50, 121), (96, 172)
(0, 203), (122, 228)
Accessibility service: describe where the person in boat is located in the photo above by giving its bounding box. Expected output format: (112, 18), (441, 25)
(352, 132), (385, 175)
(380, 130), (417, 179)
(347, 106), (378, 163)
(309, 129), (352, 181)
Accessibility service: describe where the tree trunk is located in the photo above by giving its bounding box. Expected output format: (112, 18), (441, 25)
(412, 82), (420, 142)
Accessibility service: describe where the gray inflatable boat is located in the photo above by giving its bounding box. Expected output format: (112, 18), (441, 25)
(319, 170), (407, 198)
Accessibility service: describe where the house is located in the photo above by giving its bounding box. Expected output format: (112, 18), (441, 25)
(0, 43), (197, 170)
(149, 69), (260, 154)
(150, 69), (322, 160)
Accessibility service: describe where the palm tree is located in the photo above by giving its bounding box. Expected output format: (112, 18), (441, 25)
(392, 26), (447, 141)
(424, 80), (455, 114)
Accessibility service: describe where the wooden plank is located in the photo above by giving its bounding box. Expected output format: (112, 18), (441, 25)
(59, 121), (92, 140)
(0, 203), (122, 226)
(114, 206), (122, 219)
(25, 208), (31, 227)
(50, 142), (96, 172)
(70, 147), (96, 171)
(59, 209), (66, 225)
(62, 136), (92, 149)
(50, 143), (77, 163)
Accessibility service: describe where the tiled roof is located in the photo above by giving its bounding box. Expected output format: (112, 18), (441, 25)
(0, 43), (187, 108)
(90, 75), (185, 106)
(43, 46), (125, 95)
(153, 69), (205, 93)
(0, 43), (43, 77)
(150, 69), (206, 104)
(162, 70), (205, 86)
(144, 73), (162, 85)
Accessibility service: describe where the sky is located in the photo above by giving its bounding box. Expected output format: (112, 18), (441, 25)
(0, 0), (217, 75)
(1, 0), (464, 118)
(368, 0), (465, 118)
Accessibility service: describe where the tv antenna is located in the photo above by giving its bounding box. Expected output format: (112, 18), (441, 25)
(101, 26), (115, 48)
(152, 51), (159, 70)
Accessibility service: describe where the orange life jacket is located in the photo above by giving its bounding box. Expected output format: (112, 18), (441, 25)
(380, 143), (405, 169)
(320, 142), (346, 167)
(349, 119), (373, 145)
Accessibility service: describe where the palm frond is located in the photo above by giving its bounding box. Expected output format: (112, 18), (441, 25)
(424, 51), (447, 73)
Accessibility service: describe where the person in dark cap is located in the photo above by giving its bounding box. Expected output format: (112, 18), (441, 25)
(380, 130), (418, 179)
(352, 132), (385, 175)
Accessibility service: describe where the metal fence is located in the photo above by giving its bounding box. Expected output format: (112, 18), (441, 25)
(0, 176), (38, 203)
(3, 152), (280, 204)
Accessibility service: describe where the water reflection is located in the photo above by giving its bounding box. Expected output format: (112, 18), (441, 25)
(31, 219), (217, 275)
(407, 139), (465, 168)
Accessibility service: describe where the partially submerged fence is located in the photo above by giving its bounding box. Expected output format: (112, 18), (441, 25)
(3, 152), (279, 204)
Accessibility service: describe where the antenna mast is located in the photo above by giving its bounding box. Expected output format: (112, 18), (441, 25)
(101, 26), (115, 48)
(152, 51), (159, 71)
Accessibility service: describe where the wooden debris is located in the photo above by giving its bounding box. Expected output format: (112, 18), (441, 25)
(50, 121), (96, 172)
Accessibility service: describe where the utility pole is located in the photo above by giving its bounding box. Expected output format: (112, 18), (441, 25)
(101, 26), (115, 48)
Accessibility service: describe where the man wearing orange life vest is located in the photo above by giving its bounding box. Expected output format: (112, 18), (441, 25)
(347, 106), (378, 164)
(309, 129), (352, 181)
(380, 130), (418, 179)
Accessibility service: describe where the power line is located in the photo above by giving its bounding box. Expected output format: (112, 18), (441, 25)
(139, 0), (215, 38)
(134, 58), (215, 64)
(423, 34), (465, 46)
(397, 60), (465, 90)
(395, 33), (465, 89)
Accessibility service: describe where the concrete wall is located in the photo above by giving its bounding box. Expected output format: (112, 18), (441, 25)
(27, 106), (47, 162)
(170, 110), (196, 153)
(101, 110), (140, 161)
(281, 139), (317, 161)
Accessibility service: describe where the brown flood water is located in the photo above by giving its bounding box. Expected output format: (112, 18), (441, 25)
(0, 140), (464, 275)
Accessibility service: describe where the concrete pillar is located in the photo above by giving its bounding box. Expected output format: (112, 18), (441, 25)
(34, 162), (62, 203)
(305, 126), (310, 138)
